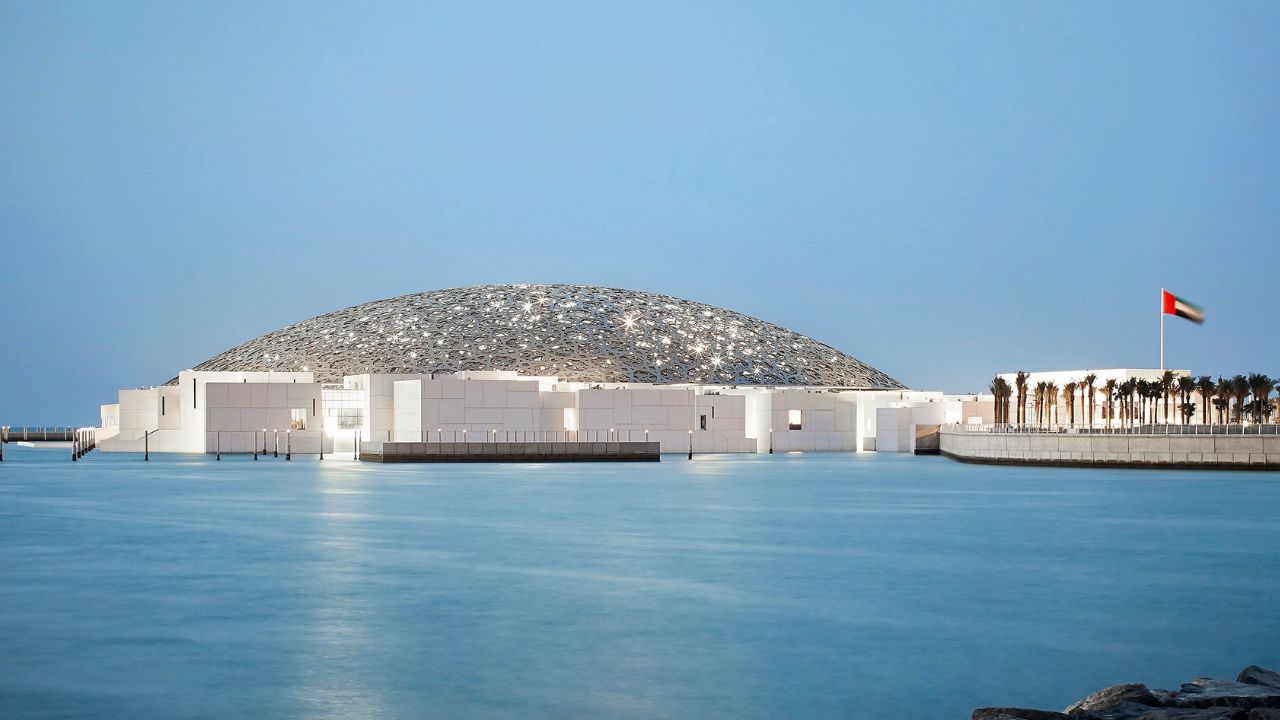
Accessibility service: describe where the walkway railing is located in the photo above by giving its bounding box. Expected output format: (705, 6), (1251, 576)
(399, 429), (667, 443)
(954, 423), (1280, 436)
(1, 426), (76, 442)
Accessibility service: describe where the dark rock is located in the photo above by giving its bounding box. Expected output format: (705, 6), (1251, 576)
(1175, 678), (1280, 710)
(1238, 668), (1280, 690)
(1136, 709), (1249, 719)
(1080, 701), (1171, 720)
(1066, 684), (1163, 716)
(1248, 709), (1280, 720)
(974, 708), (1072, 720)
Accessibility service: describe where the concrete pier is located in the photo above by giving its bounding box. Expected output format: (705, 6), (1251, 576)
(940, 426), (1280, 470)
(359, 440), (661, 463)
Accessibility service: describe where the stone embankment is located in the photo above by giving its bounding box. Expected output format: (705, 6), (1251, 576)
(975, 664), (1280, 720)
(941, 427), (1280, 469)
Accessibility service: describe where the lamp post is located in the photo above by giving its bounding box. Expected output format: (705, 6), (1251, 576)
(286, 431), (291, 461)
(688, 429), (693, 460)
(273, 429), (279, 458)
(769, 428), (774, 454)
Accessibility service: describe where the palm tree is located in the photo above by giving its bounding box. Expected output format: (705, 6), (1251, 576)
(1083, 373), (1097, 427)
(1213, 397), (1229, 424)
(1103, 379), (1117, 427)
(1015, 371), (1029, 425)
(1063, 381), (1077, 426)
(1176, 376), (1195, 425)
(1195, 376), (1215, 425)
(1123, 378), (1138, 428)
(1247, 373), (1273, 423)
(1135, 379), (1150, 427)
(1034, 381), (1047, 427)
(1216, 376), (1232, 424)
(1159, 370), (1175, 424)
(990, 377), (1012, 424)
(1231, 375), (1249, 423)
(1046, 382), (1059, 427)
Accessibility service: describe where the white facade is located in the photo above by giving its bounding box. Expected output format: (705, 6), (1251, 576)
(97, 370), (326, 454)
(93, 368), (993, 455)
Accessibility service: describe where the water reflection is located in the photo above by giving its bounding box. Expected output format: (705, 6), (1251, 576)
(292, 461), (388, 720)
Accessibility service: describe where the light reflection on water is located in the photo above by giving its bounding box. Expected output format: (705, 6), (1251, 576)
(0, 446), (1277, 719)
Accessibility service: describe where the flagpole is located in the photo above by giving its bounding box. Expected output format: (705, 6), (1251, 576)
(1159, 287), (1165, 373)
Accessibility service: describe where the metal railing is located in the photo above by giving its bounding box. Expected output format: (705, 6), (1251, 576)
(953, 423), (1280, 436)
(399, 429), (667, 443)
(1, 426), (76, 442)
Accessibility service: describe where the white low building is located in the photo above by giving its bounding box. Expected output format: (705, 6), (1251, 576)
(97, 368), (989, 456)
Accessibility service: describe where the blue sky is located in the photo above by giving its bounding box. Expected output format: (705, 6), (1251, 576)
(2, 1), (1277, 424)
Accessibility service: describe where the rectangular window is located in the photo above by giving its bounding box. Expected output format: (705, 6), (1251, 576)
(788, 409), (802, 430)
(290, 408), (307, 431)
(699, 414), (707, 430)
(161, 396), (165, 416)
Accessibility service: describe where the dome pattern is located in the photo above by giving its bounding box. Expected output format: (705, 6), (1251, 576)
(189, 284), (904, 388)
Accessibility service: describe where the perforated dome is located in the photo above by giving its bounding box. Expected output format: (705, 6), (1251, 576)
(189, 284), (904, 388)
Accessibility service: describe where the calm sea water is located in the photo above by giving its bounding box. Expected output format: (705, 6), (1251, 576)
(1, 446), (1277, 719)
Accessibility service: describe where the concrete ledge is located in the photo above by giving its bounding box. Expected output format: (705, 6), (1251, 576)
(360, 440), (660, 463)
(940, 450), (1279, 471)
(940, 427), (1280, 470)
(363, 453), (660, 463)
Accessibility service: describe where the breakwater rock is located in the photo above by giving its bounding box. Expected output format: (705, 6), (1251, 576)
(975, 665), (1280, 720)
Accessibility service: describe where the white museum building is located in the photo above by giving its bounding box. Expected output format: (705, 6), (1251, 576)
(94, 284), (990, 456)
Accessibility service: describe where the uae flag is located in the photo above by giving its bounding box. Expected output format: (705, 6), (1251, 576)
(1162, 289), (1204, 323)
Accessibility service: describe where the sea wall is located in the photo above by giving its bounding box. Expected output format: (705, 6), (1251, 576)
(941, 427), (1280, 469)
